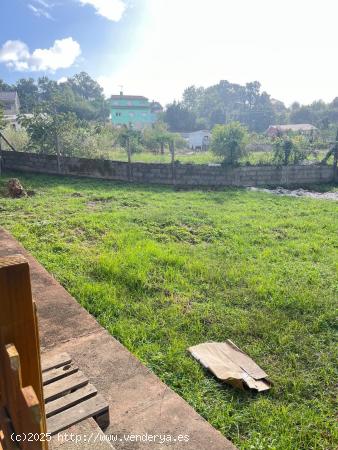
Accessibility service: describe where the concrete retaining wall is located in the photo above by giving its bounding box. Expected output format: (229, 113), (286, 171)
(1, 150), (334, 187)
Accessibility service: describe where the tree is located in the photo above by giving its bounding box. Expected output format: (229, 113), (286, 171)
(38, 77), (59, 103)
(182, 85), (205, 112)
(289, 106), (314, 124)
(9, 73), (110, 121)
(142, 122), (173, 154)
(175, 79), (278, 132)
(272, 135), (308, 165)
(164, 102), (197, 132)
(0, 79), (12, 92)
(15, 78), (39, 113)
(66, 72), (104, 101)
(65, 72), (109, 121)
(331, 97), (338, 109)
(20, 111), (78, 155)
(116, 126), (143, 160)
(211, 122), (248, 164)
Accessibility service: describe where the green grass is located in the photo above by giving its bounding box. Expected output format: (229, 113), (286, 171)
(94, 148), (329, 165)
(98, 148), (222, 164)
(1, 172), (337, 449)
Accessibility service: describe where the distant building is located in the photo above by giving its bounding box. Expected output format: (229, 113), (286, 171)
(110, 92), (162, 129)
(0, 91), (20, 115)
(266, 124), (317, 137)
(181, 130), (211, 150)
(0, 91), (21, 130)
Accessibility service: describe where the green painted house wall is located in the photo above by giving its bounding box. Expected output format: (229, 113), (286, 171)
(110, 94), (161, 129)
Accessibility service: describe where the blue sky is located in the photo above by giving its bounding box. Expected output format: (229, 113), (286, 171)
(0, 0), (146, 87)
(1, 0), (338, 106)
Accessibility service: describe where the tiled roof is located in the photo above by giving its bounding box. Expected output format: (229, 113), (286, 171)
(110, 95), (148, 100)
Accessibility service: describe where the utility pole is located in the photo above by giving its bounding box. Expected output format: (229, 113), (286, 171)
(169, 140), (175, 185)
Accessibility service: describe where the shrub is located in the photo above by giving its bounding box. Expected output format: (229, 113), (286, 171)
(211, 122), (249, 164)
(273, 135), (309, 165)
(1, 124), (29, 151)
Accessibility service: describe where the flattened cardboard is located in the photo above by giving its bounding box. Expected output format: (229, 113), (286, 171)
(188, 340), (271, 392)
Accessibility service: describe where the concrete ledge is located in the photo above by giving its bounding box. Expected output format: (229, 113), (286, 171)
(0, 228), (236, 450)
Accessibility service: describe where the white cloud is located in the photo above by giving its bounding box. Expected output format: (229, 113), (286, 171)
(0, 38), (81, 72)
(57, 76), (68, 84)
(28, 0), (54, 19)
(35, 0), (53, 7)
(28, 4), (53, 20)
(78, 0), (126, 22)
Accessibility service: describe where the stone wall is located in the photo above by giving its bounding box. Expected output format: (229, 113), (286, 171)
(1, 150), (334, 187)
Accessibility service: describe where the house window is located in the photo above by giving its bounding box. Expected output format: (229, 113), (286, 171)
(115, 112), (121, 117)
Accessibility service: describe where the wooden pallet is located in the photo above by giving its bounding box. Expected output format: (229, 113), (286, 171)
(41, 352), (109, 435)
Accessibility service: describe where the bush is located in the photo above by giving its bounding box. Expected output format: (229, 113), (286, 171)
(272, 135), (309, 165)
(20, 113), (120, 158)
(211, 122), (249, 164)
(1, 124), (29, 151)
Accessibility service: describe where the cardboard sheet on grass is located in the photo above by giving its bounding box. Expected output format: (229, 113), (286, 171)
(188, 340), (271, 392)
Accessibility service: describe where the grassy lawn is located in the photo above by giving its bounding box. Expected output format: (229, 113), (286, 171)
(0, 172), (337, 449)
(94, 148), (329, 165)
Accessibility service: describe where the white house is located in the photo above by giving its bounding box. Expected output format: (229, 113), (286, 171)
(266, 124), (318, 137)
(181, 130), (211, 150)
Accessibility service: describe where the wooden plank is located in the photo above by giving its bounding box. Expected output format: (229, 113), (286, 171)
(43, 372), (88, 402)
(0, 255), (47, 448)
(1, 345), (43, 450)
(47, 394), (108, 435)
(45, 384), (97, 418)
(42, 363), (78, 386)
(41, 353), (72, 373)
(0, 345), (21, 437)
(21, 386), (41, 425)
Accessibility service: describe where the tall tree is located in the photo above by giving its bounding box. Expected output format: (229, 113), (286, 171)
(0, 79), (13, 92)
(164, 101), (197, 132)
(289, 106), (314, 124)
(171, 79), (278, 132)
(15, 78), (39, 113)
(66, 72), (104, 101)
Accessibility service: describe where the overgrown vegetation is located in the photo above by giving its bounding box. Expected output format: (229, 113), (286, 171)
(1, 73), (109, 120)
(211, 122), (249, 164)
(272, 135), (309, 165)
(1, 73), (337, 165)
(0, 173), (337, 450)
